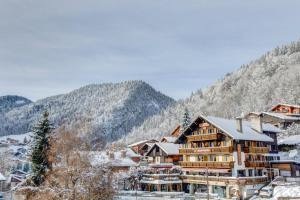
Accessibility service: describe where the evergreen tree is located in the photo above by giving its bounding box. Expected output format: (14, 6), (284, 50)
(30, 110), (52, 186)
(182, 107), (191, 130)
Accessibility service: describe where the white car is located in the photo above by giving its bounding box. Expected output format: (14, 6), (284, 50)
(259, 186), (273, 198)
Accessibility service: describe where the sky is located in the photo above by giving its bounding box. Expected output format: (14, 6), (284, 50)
(0, 0), (300, 101)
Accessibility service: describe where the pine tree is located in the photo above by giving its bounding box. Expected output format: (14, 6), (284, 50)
(182, 107), (191, 130)
(30, 110), (52, 186)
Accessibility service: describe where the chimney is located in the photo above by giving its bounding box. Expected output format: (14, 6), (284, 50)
(109, 152), (115, 160)
(250, 115), (263, 133)
(121, 150), (127, 158)
(235, 117), (243, 133)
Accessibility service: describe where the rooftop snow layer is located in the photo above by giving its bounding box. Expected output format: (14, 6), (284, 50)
(0, 172), (6, 181)
(279, 135), (300, 145)
(161, 136), (177, 143)
(192, 115), (275, 142)
(147, 142), (179, 156)
(262, 112), (300, 121)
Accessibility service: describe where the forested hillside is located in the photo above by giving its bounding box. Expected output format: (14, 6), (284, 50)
(123, 40), (300, 144)
(0, 95), (32, 113)
(0, 81), (175, 144)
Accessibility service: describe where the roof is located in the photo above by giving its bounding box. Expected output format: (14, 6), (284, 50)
(0, 172), (6, 181)
(125, 148), (141, 157)
(128, 139), (157, 147)
(146, 142), (179, 156)
(278, 135), (300, 145)
(271, 103), (300, 110)
(170, 125), (181, 137)
(177, 115), (275, 142)
(262, 112), (300, 121)
(161, 136), (177, 143)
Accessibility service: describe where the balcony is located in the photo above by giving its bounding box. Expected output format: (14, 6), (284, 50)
(186, 133), (223, 142)
(182, 175), (268, 185)
(244, 161), (270, 168)
(179, 146), (233, 154)
(244, 147), (270, 154)
(180, 161), (234, 169)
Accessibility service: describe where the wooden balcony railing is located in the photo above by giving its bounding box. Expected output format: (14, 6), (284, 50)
(180, 161), (234, 169)
(179, 146), (233, 154)
(244, 147), (270, 154)
(186, 133), (223, 142)
(182, 175), (268, 185)
(244, 161), (270, 168)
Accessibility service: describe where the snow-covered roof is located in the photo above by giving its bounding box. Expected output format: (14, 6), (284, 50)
(146, 142), (179, 156)
(125, 148), (141, 158)
(161, 136), (177, 143)
(0, 172), (6, 181)
(278, 135), (300, 145)
(271, 103), (300, 110)
(177, 115), (275, 142)
(262, 112), (300, 121)
(128, 139), (157, 147)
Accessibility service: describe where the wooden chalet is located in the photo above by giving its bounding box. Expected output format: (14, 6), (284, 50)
(175, 114), (281, 199)
(128, 139), (158, 155)
(140, 143), (182, 192)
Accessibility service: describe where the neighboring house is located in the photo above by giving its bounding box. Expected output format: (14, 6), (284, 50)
(140, 142), (182, 192)
(175, 114), (281, 199)
(128, 139), (158, 155)
(246, 104), (300, 129)
(170, 125), (181, 137)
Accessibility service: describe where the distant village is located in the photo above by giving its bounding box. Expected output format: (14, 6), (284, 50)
(1, 103), (300, 199)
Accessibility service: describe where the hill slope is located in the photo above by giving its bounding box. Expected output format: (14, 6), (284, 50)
(123, 40), (300, 144)
(0, 81), (175, 142)
(0, 95), (32, 113)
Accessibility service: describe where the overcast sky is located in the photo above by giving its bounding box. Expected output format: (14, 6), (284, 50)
(0, 0), (300, 101)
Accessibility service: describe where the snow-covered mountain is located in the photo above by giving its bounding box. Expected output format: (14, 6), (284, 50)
(0, 95), (32, 113)
(123, 40), (300, 144)
(0, 81), (175, 142)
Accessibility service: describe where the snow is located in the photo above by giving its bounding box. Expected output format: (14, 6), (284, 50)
(161, 137), (177, 143)
(128, 140), (157, 147)
(146, 143), (179, 156)
(89, 150), (138, 167)
(273, 185), (300, 199)
(279, 135), (300, 145)
(0, 132), (32, 142)
(0, 172), (6, 181)
(262, 112), (300, 121)
(15, 100), (25, 105)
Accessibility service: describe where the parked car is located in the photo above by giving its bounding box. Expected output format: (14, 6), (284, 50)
(259, 186), (273, 198)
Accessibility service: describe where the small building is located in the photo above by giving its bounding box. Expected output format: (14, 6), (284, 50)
(141, 142), (182, 192)
(170, 125), (181, 137)
(128, 139), (158, 155)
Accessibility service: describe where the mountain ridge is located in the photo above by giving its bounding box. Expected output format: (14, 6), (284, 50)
(0, 80), (175, 142)
(122, 39), (300, 144)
